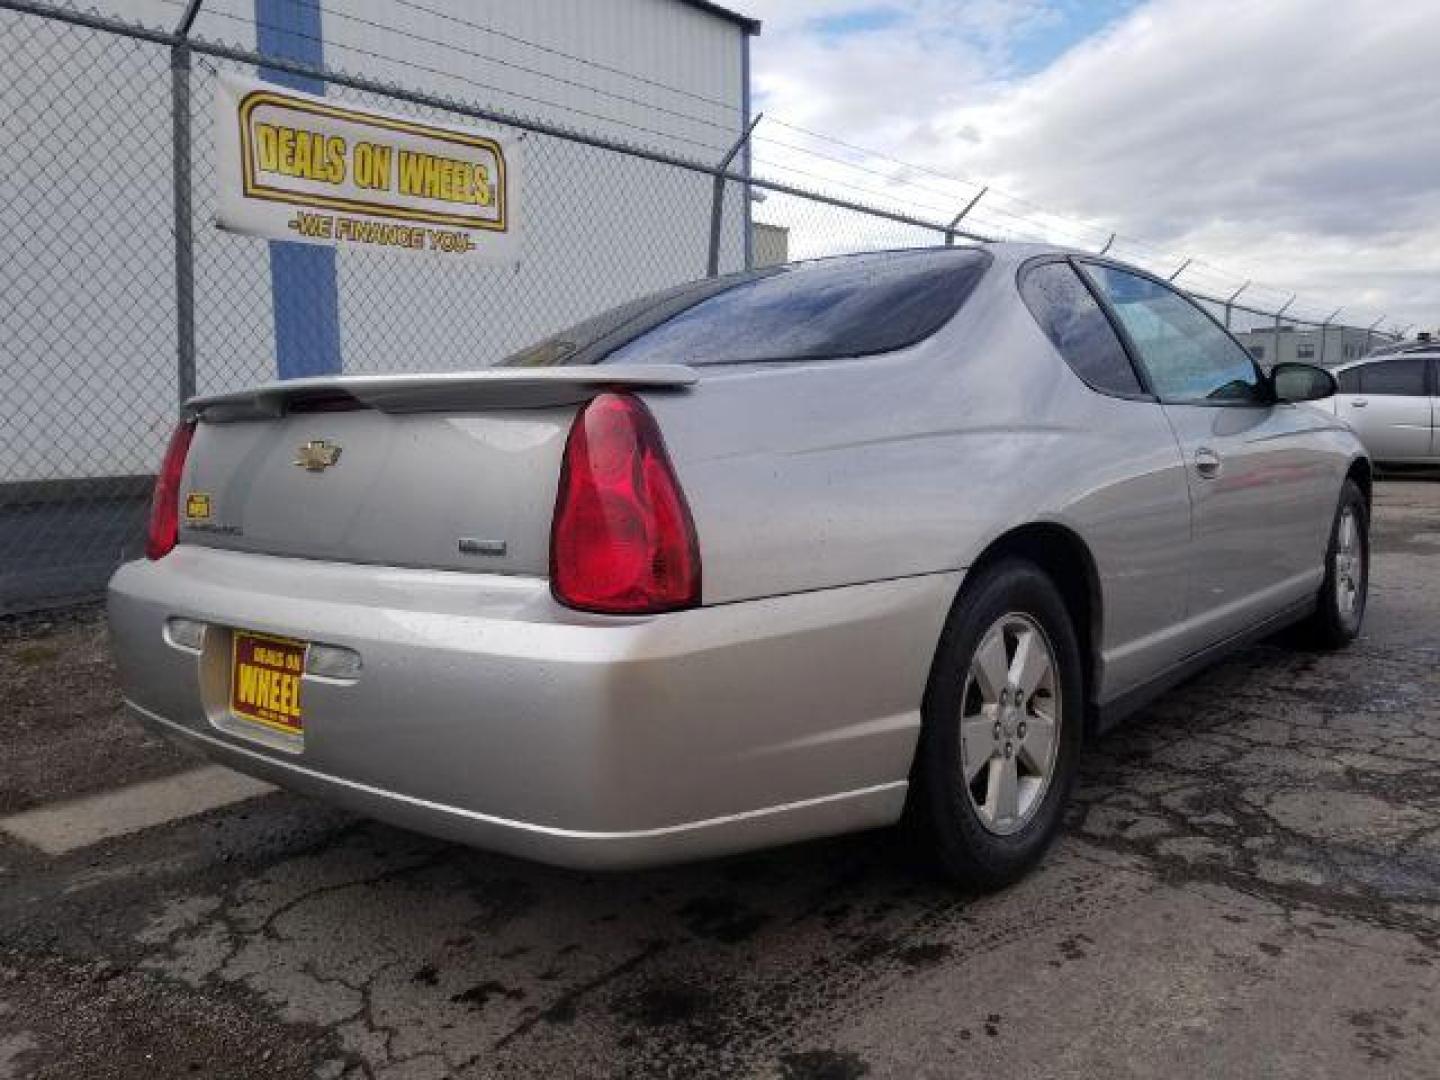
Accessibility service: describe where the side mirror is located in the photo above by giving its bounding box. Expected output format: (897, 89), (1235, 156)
(1271, 362), (1338, 403)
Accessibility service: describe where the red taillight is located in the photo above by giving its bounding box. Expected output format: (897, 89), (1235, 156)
(551, 392), (700, 614)
(146, 419), (196, 560)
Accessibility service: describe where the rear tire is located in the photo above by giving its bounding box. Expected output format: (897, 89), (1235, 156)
(1302, 479), (1369, 649)
(907, 559), (1084, 890)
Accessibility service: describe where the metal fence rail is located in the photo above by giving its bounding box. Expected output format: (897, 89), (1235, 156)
(0, 0), (1402, 614)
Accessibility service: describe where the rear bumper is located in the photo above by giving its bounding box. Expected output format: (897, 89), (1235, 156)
(108, 546), (958, 869)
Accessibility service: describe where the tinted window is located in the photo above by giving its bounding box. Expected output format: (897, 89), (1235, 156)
(1083, 265), (1263, 404)
(556, 249), (990, 367)
(1362, 357), (1428, 396)
(607, 249), (991, 366)
(1338, 367), (1363, 393)
(499, 275), (753, 367)
(1020, 262), (1142, 396)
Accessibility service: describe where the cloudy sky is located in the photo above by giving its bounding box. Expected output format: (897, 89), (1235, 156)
(741, 0), (1440, 331)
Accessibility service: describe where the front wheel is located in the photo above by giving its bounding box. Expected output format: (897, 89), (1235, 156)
(907, 559), (1084, 890)
(1303, 479), (1369, 649)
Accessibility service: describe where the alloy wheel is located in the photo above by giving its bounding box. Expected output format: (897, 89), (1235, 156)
(1334, 506), (1363, 619)
(958, 613), (1062, 836)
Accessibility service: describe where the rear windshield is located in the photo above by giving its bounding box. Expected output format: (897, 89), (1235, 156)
(499, 248), (991, 368)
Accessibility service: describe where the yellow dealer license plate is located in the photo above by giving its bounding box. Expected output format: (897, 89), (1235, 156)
(230, 631), (306, 736)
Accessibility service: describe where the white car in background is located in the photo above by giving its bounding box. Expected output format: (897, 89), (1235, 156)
(1328, 345), (1439, 465)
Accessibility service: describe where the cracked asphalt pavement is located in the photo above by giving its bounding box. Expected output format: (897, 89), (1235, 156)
(2, 479), (1437, 1079)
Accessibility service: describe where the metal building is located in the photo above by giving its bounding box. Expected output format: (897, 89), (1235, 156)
(0, 0), (757, 610)
(1233, 325), (1396, 369)
(2, 0), (759, 486)
(753, 222), (791, 268)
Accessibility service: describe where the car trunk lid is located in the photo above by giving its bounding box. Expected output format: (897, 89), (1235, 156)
(177, 366), (695, 575)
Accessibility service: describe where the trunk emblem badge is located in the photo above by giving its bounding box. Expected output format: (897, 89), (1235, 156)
(295, 440), (342, 471)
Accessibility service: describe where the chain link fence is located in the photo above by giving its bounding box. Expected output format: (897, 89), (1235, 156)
(0, 0), (1403, 614)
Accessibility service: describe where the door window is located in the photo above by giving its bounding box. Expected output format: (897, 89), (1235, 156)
(1082, 265), (1264, 404)
(1360, 357), (1428, 396)
(1338, 367), (1363, 393)
(1018, 261), (1143, 397)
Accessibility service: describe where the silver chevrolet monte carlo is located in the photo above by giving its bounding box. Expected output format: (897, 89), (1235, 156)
(109, 244), (1372, 889)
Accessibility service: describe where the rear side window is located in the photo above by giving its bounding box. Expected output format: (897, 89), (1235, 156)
(1020, 261), (1143, 397)
(1360, 357), (1428, 395)
(600, 249), (991, 366)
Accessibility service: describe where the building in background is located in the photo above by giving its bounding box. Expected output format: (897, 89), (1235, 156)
(1233, 324), (1396, 369)
(1368, 331), (1438, 355)
(2, 0), (759, 487)
(752, 221), (790, 267)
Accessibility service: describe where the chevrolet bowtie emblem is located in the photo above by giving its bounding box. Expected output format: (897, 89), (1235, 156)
(295, 440), (342, 471)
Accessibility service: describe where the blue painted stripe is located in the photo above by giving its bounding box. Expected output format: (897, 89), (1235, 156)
(256, 0), (342, 379)
(741, 32), (752, 271)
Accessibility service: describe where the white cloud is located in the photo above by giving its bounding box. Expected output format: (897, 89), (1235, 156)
(748, 0), (1440, 330)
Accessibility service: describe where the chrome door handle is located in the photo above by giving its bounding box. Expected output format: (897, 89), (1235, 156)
(1351, 399), (1368, 408)
(1194, 447), (1222, 478)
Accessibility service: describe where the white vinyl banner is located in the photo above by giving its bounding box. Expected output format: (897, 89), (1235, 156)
(215, 75), (520, 262)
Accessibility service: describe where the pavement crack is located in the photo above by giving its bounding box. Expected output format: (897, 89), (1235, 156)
(491, 938), (670, 1051)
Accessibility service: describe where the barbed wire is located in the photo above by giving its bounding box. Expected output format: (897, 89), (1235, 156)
(54, 0), (1411, 333)
(384, 0), (744, 116)
(154, 0), (741, 158)
(250, 0), (748, 136)
(761, 116), (1175, 257)
(160, 0), (1133, 249)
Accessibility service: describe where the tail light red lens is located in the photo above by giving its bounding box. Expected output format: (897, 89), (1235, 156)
(146, 419), (196, 560)
(551, 392), (700, 614)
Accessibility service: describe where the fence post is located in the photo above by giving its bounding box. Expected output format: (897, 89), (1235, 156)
(1223, 281), (1250, 329)
(1365, 315), (1386, 356)
(944, 186), (987, 246)
(706, 113), (762, 277)
(1318, 307), (1342, 367)
(1273, 295), (1295, 367)
(171, 0), (204, 407)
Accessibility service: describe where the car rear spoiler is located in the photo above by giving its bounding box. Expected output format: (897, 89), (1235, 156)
(187, 365), (698, 421)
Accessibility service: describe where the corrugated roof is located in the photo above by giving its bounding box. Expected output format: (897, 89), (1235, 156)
(675, 0), (761, 34)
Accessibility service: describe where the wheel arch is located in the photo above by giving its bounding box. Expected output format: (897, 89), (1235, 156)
(964, 521), (1104, 735)
(1346, 455), (1373, 511)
